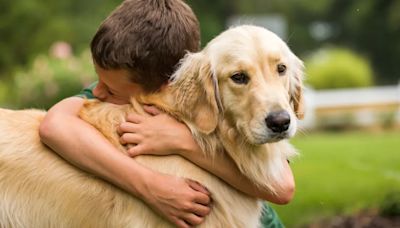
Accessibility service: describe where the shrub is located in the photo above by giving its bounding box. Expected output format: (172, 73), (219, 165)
(305, 47), (374, 89)
(316, 112), (358, 131)
(11, 49), (96, 110)
(380, 191), (400, 217)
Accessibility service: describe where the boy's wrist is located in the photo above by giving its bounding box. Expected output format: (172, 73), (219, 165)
(177, 139), (202, 161)
(132, 168), (169, 206)
(123, 162), (155, 199)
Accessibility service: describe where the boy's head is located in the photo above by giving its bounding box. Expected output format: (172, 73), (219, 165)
(90, 0), (200, 93)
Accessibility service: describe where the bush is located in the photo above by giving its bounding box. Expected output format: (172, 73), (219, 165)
(11, 49), (96, 110)
(316, 112), (358, 131)
(380, 192), (400, 217)
(305, 47), (374, 89)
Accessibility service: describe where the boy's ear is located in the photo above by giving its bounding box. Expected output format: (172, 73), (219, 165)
(290, 56), (305, 119)
(171, 53), (222, 134)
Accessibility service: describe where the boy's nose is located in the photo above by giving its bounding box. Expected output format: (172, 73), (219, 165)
(92, 84), (107, 101)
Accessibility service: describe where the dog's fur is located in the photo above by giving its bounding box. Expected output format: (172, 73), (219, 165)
(0, 25), (304, 227)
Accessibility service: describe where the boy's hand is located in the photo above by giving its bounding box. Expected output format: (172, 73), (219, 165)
(118, 105), (199, 157)
(140, 172), (211, 227)
(119, 105), (212, 226)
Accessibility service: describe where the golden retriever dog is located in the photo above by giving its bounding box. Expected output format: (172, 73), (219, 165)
(0, 25), (304, 227)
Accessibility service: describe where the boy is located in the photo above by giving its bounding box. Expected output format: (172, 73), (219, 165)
(39, 0), (294, 227)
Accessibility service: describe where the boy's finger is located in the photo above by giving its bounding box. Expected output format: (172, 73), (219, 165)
(119, 133), (141, 145)
(126, 114), (143, 123)
(117, 126), (123, 136)
(191, 203), (211, 217)
(194, 192), (211, 206)
(186, 179), (212, 206)
(118, 122), (138, 135)
(173, 217), (190, 228)
(127, 144), (147, 157)
(182, 213), (204, 226)
(143, 105), (162, 116)
(186, 179), (210, 195)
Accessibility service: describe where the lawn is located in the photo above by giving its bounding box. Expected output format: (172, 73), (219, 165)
(271, 130), (400, 228)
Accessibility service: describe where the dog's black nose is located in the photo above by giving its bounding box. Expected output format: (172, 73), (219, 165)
(266, 111), (290, 133)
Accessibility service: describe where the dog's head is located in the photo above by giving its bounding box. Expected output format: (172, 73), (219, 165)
(171, 25), (304, 144)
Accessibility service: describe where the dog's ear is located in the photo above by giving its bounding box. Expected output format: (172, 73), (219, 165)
(171, 52), (222, 134)
(290, 56), (305, 119)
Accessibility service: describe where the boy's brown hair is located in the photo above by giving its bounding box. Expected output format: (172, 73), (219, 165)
(91, 0), (200, 92)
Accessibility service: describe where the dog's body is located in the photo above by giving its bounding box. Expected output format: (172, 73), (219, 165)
(0, 25), (303, 227)
(0, 108), (260, 228)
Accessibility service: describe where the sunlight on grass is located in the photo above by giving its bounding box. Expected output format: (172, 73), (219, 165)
(272, 131), (400, 227)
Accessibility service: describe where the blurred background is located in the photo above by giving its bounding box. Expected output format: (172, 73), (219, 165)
(0, 0), (399, 227)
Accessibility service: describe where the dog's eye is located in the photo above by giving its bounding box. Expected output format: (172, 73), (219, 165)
(230, 72), (249, 84)
(277, 64), (287, 75)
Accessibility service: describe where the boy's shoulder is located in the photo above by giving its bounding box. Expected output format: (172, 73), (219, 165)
(76, 82), (98, 99)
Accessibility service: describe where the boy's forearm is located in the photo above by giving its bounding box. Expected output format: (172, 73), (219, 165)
(179, 144), (295, 204)
(39, 98), (148, 196)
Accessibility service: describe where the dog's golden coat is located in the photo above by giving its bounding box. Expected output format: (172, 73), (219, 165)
(0, 25), (304, 227)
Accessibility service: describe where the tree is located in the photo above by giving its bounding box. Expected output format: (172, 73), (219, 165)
(0, 0), (120, 79)
(260, 0), (400, 85)
(1, 0), (399, 85)
(327, 0), (400, 84)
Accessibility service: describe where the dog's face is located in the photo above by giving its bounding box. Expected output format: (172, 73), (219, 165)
(171, 25), (304, 145)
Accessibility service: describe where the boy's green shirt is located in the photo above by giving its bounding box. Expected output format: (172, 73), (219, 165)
(77, 82), (285, 228)
(76, 82), (97, 99)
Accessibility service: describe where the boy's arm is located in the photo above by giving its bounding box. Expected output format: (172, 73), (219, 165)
(181, 148), (295, 204)
(119, 106), (295, 204)
(39, 97), (211, 228)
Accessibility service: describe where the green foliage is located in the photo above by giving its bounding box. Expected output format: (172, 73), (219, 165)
(380, 112), (397, 130)
(0, 80), (10, 107)
(316, 113), (357, 131)
(10, 50), (96, 109)
(2, 0), (400, 85)
(0, 0), (120, 77)
(380, 191), (400, 217)
(305, 47), (373, 89)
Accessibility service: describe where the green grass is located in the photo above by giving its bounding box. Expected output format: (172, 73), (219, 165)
(271, 130), (400, 228)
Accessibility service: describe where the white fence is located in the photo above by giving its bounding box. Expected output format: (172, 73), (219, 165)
(299, 84), (400, 129)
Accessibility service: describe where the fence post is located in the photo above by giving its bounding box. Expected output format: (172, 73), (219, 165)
(298, 86), (316, 130)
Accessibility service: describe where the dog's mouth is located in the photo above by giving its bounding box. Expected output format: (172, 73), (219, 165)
(246, 131), (290, 145)
(266, 132), (290, 143)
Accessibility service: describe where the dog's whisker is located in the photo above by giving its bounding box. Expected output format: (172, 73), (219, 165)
(297, 127), (309, 137)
